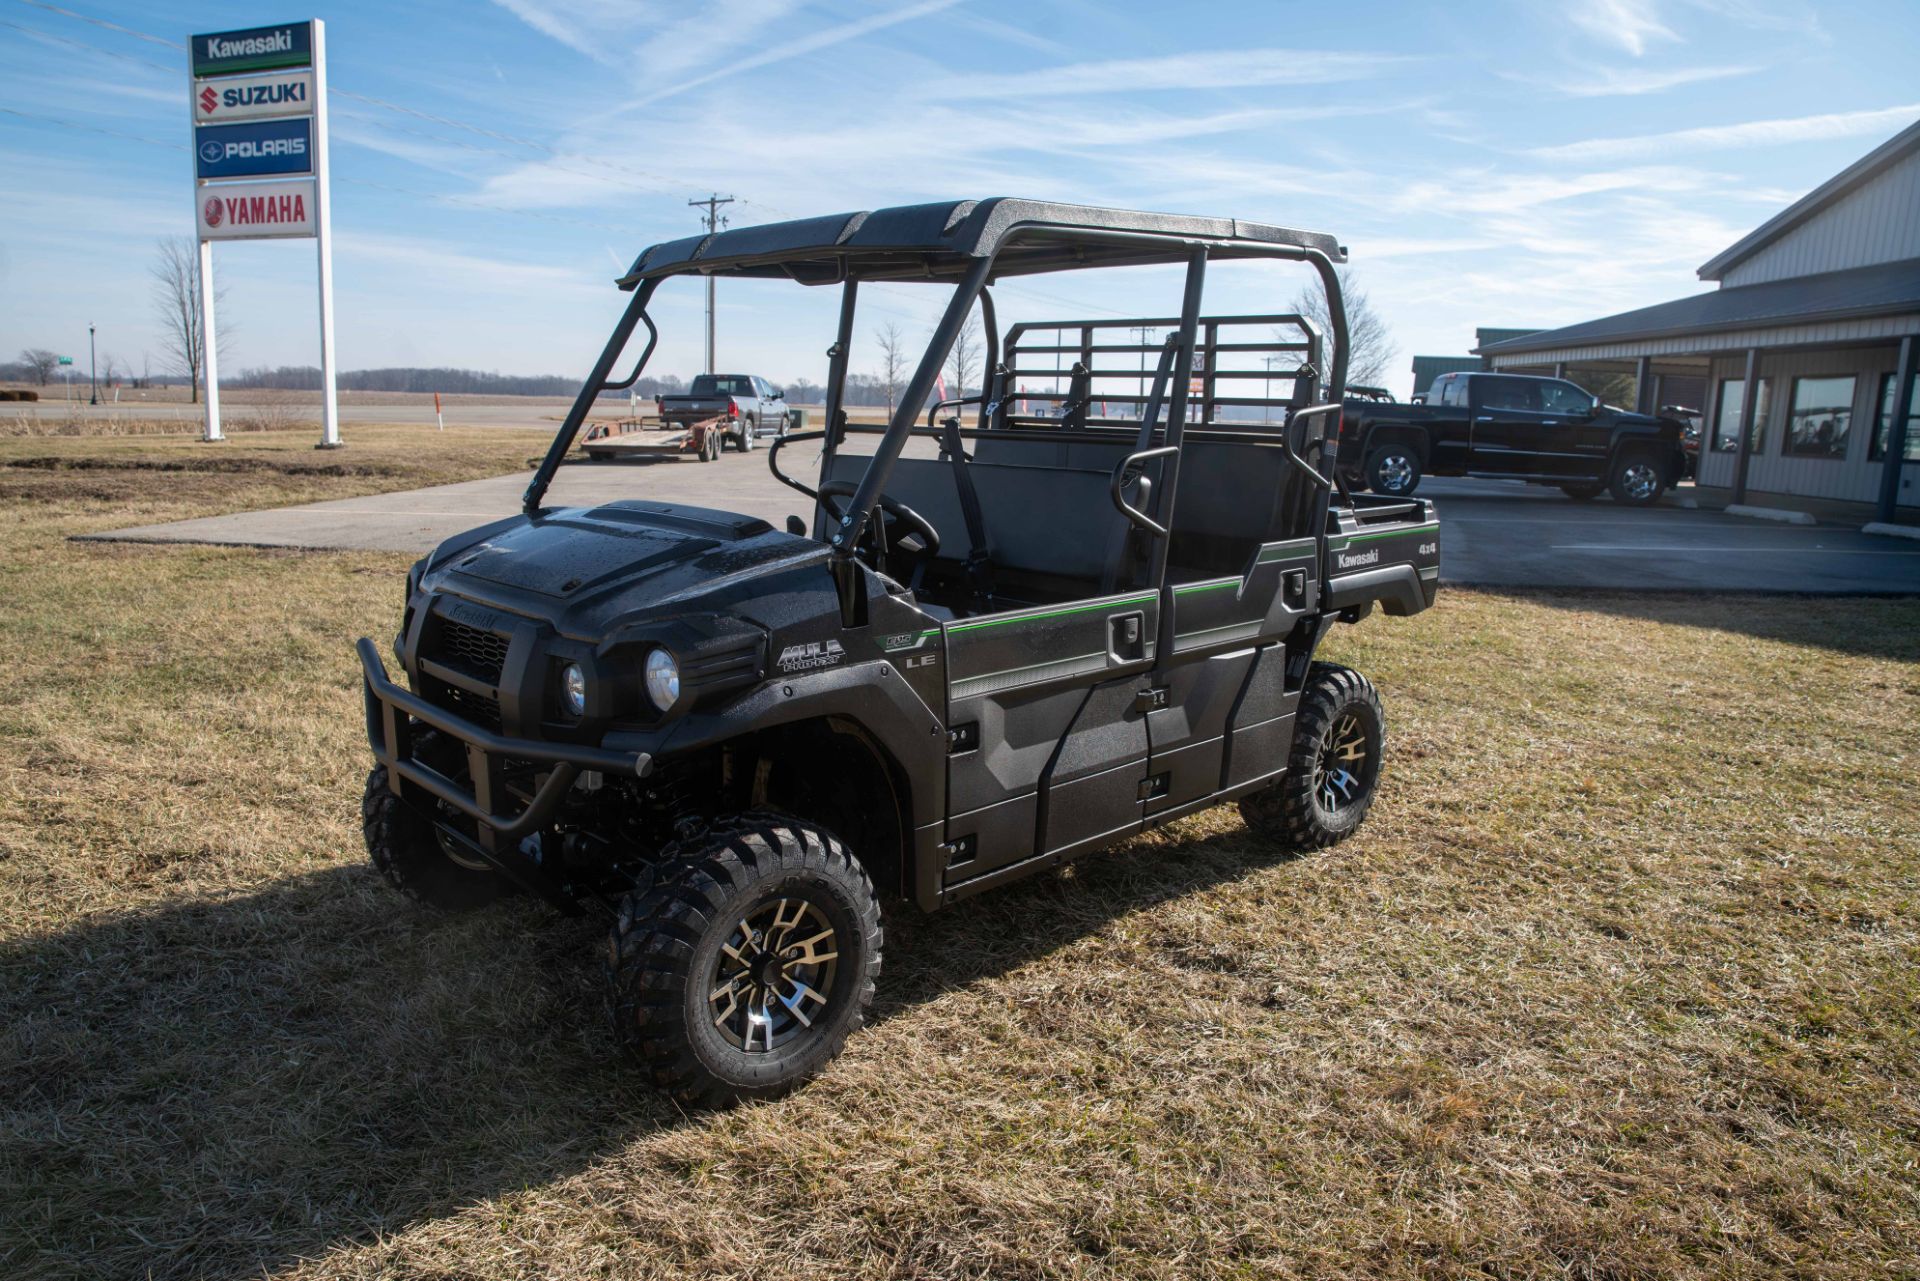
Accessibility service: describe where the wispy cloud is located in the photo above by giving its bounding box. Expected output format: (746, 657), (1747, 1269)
(929, 48), (1411, 98)
(631, 0), (965, 106)
(1501, 62), (1759, 97)
(1566, 0), (1680, 56)
(1532, 103), (1920, 162)
(487, 0), (634, 67)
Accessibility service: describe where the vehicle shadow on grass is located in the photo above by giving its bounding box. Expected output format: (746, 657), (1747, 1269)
(1478, 586), (1920, 664)
(0, 820), (1296, 1280)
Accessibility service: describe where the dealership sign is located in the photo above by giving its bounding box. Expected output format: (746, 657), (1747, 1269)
(189, 19), (339, 448)
(194, 68), (314, 124)
(194, 117), (313, 180)
(191, 22), (313, 77)
(198, 178), (318, 240)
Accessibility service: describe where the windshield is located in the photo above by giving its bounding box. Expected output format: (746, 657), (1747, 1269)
(690, 375), (753, 396)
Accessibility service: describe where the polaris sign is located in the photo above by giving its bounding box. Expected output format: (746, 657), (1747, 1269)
(191, 22), (313, 77)
(194, 118), (313, 180)
(193, 69), (314, 125)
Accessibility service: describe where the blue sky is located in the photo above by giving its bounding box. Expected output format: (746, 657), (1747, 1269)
(2, 0), (1917, 395)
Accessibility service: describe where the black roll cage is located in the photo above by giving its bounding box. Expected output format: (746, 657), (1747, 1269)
(522, 212), (1351, 616)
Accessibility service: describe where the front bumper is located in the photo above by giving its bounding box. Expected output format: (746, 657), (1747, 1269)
(358, 638), (651, 842)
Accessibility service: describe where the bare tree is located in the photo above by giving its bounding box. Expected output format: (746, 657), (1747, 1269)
(875, 322), (907, 416)
(1287, 266), (1397, 389)
(946, 314), (981, 401)
(19, 348), (58, 385)
(150, 236), (229, 403)
(99, 352), (124, 388)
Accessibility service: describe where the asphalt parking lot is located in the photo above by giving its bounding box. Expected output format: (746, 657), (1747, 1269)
(85, 451), (1920, 594)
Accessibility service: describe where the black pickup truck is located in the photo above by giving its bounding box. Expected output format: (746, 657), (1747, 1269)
(1340, 371), (1688, 505)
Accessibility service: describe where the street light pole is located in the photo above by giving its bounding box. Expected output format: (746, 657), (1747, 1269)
(88, 323), (97, 405)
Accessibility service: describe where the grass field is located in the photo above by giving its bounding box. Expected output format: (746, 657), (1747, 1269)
(2, 428), (1917, 1279)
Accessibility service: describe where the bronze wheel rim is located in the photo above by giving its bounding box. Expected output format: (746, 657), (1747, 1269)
(709, 897), (840, 1053)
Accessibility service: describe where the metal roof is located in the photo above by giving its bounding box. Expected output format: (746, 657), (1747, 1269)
(615, 198), (1346, 289)
(1475, 257), (1920, 357)
(1697, 117), (1920, 281)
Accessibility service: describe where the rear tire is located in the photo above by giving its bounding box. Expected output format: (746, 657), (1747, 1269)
(1240, 663), (1385, 852)
(1607, 450), (1668, 506)
(1560, 482), (1604, 501)
(1366, 446), (1422, 497)
(739, 418), (756, 451)
(606, 811), (882, 1108)
(362, 765), (503, 910)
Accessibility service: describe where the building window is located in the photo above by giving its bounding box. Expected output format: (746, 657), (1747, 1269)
(1712, 376), (1770, 453)
(1870, 373), (1920, 462)
(1784, 376), (1855, 458)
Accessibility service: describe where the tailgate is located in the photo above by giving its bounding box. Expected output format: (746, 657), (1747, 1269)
(1323, 495), (1440, 616)
(659, 397), (729, 423)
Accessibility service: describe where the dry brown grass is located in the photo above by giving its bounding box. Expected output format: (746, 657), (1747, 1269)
(1, 431), (1916, 1279)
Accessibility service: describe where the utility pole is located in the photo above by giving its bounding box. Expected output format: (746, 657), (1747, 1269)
(689, 193), (735, 374)
(88, 323), (98, 405)
(1129, 324), (1156, 398)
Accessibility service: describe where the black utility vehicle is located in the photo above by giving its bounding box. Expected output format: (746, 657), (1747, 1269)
(1342, 370), (1688, 504)
(358, 199), (1439, 1105)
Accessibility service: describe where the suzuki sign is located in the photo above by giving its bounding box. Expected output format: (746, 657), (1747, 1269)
(194, 68), (314, 124)
(198, 179), (318, 240)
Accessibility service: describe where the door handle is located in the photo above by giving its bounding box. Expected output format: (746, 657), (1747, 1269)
(1475, 415), (1493, 423)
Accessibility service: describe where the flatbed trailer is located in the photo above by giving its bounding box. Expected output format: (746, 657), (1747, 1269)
(579, 415), (725, 462)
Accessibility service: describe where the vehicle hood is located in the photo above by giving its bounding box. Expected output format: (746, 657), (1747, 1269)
(422, 499), (830, 633)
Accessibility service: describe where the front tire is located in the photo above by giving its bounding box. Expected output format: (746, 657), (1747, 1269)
(606, 812), (882, 1108)
(362, 765), (503, 910)
(1366, 446), (1422, 497)
(1608, 450), (1668, 506)
(1240, 663), (1385, 852)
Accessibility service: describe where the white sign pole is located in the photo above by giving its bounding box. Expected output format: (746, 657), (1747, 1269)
(311, 19), (340, 449)
(200, 238), (223, 441)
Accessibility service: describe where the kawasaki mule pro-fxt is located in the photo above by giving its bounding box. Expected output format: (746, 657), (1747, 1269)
(357, 199), (1440, 1105)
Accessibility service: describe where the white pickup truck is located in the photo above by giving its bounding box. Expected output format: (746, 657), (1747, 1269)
(656, 373), (789, 452)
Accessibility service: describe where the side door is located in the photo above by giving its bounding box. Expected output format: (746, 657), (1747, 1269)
(939, 588), (1159, 895)
(753, 377), (779, 436)
(1469, 376), (1551, 475)
(1425, 375), (1474, 471)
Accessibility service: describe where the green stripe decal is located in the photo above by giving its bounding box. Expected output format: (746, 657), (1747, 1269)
(1332, 522), (1438, 547)
(1173, 580), (1239, 597)
(946, 593), (1156, 634)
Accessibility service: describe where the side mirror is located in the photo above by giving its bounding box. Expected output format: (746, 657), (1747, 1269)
(772, 388), (785, 399)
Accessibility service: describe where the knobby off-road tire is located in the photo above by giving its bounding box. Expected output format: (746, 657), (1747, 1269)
(606, 811), (882, 1108)
(1608, 449), (1669, 506)
(362, 765), (504, 910)
(1240, 663), (1386, 852)
(1366, 445), (1422, 497)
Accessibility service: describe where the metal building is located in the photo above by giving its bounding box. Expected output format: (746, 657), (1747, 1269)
(1476, 118), (1920, 525)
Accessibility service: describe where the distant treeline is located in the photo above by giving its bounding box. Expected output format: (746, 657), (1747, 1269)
(228, 365), (692, 399)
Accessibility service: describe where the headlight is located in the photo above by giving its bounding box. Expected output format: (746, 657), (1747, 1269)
(560, 662), (588, 717)
(644, 648), (680, 712)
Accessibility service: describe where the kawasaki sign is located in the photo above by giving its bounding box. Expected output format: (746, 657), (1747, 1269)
(190, 22), (313, 77)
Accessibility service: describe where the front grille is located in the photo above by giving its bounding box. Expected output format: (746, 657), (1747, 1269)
(433, 680), (502, 731)
(436, 618), (510, 681)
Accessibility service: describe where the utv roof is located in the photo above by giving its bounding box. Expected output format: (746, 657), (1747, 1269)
(617, 198), (1347, 289)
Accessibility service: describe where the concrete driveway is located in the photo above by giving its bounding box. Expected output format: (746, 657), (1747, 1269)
(82, 454), (1920, 594)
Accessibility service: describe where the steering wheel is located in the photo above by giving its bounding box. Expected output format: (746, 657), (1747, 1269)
(817, 481), (941, 573)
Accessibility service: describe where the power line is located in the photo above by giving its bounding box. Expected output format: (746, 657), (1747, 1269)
(15, 0), (181, 48)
